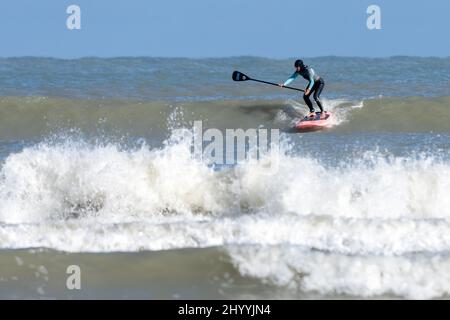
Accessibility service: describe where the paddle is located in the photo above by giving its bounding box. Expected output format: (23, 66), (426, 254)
(232, 71), (304, 92)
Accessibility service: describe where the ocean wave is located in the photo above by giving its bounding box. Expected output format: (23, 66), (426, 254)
(227, 246), (450, 299)
(0, 96), (448, 140)
(335, 96), (450, 132)
(1, 130), (450, 298)
(0, 131), (450, 253)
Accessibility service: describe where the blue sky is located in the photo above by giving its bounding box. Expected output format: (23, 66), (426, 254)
(0, 0), (448, 58)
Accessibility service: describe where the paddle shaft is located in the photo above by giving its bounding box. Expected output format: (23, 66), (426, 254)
(249, 78), (305, 92)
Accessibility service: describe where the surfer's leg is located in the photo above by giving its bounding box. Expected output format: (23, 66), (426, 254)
(313, 79), (325, 112)
(303, 92), (315, 113)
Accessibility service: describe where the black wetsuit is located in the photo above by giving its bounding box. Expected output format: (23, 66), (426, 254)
(284, 66), (325, 113)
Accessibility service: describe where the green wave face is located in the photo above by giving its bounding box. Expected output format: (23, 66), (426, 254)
(0, 95), (449, 140)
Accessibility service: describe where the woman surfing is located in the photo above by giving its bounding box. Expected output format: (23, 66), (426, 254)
(279, 59), (326, 118)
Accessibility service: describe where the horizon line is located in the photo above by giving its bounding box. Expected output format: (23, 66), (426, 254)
(0, 54), (449, 60)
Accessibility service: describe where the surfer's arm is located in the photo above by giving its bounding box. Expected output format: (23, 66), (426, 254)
(283, 72), (298, 86)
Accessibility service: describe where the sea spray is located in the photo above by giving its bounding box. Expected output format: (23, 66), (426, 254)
(1, 131), (450, 251)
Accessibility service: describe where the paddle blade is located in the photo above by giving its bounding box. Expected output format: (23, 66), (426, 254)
(232, 71), (250, 81)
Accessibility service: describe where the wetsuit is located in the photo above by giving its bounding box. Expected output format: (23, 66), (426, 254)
(284, 66), (325, 113)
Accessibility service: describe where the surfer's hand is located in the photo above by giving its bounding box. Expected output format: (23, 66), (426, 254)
(278, 83), (284, 88)
(305, 88), (311, 95)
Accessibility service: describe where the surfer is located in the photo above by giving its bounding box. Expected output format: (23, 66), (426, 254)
(279, 59), (326, 118)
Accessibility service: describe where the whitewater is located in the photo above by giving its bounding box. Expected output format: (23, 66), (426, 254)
(0, 56), (449, 299)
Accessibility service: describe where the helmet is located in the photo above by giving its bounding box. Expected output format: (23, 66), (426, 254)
(294, 59), (304, 68)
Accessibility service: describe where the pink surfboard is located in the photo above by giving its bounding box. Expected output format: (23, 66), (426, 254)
(295, 112), (333, 132)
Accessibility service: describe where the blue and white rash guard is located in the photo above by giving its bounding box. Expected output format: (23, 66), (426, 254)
(284, 65), (321, 90)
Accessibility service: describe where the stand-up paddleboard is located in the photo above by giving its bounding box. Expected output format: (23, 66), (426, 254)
(295, 112), (332, 132)
(231, 71), (333, 132)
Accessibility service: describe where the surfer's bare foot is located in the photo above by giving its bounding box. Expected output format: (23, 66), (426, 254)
(308, 112), (315, 117)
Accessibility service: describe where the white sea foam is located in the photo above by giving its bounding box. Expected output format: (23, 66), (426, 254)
(1, 130), (450, 298)
(227, 246), (450, 299)
(285, 98), (363, 127)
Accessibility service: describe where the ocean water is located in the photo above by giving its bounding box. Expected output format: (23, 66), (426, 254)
(0, 56), (449, 299)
